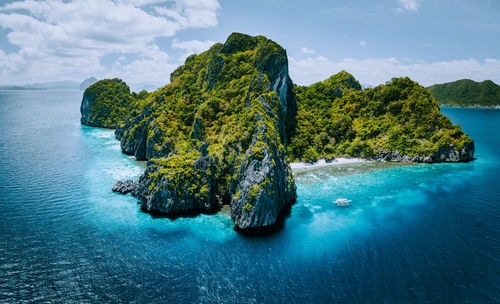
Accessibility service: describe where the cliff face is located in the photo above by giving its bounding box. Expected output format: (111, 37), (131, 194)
(81, 33), (476, 231)
(112, 33), (297, 229)
(80, 78), (136, 128)
(135, 143), (220, 214)
(229, 94), (295, 229)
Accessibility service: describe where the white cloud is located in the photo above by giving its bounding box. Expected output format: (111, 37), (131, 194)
(103, 44), (177, 84)
(154, 0), (220, 29)
(301, 46), (316, 54)
(171, 39), (215, 62)
(0, 0), (220, 84)
(289, 56), (500, 87)
(359, 40), (367, 47)
(171, 39), (215, 54)
(398, 0), (419, 11)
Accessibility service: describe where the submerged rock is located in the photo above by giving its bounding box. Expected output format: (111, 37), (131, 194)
(112, 180), (138, 195)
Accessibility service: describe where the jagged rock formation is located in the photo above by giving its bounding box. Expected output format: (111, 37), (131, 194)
(80, 33), (476, 231)
(134, 143), (220, 214)
(86, 33), (298, 229)
(112, 180), (138, 195)
(375, 141), (475, 163)
(230, 95), (296, 228)
(80, 78), (136, 128)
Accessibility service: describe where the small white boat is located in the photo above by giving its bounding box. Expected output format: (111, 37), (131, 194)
(334, 198), (351, 207)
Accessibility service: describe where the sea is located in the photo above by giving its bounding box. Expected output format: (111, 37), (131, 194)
(0, 89), (498, 303)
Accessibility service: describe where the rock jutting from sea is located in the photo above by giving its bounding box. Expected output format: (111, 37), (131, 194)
(112, 180), (138, 195)
(81, 32), (475, 231)
(288, 72), (474, 164)
(82, 32), (297, 230)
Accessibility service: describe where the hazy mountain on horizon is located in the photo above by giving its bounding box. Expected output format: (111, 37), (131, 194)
(80, 77), (98, 91)
(0, 78), (165, 92)
(129, 82), (165, 93)
(0, 80), (80, 90)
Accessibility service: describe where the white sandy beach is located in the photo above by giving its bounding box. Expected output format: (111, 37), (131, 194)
(290, 158), (369, 170)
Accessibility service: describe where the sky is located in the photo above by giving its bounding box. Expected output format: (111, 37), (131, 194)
(0, 0), (499, 87)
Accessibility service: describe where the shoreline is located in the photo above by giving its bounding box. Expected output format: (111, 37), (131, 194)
(290, 158), (368, 170)
(440, 105), (500, 109)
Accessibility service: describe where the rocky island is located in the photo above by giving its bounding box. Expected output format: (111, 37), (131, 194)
(81, 32), (474, 230)
(290, 72), (475, 163)
(428, 79), (500, 108)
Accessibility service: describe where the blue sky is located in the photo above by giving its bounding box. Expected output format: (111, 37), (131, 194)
(0, 0), (499, 86)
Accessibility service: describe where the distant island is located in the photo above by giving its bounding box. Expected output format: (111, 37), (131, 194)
(428, 79), (500, 108)
(0, 80), (80, 90)
(0, 85), (45, 91)
(0, 78), (161, 93)
(80, 77), (98, 91)
(80, 33), (474, 231)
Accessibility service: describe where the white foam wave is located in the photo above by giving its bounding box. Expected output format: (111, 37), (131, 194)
(291, 158), (368, 170)
(104, 164), (143, 180)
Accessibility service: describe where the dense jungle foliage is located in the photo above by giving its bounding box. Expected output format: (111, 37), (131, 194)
(116, 32), (295, 204)
(82, 78), (148, 128)
(86, 35), (474, 168)
(289, 72), (473, 162)
(427, 79), (500, 107)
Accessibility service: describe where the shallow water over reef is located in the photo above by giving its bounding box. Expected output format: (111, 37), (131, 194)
(0, 90), (498, 303)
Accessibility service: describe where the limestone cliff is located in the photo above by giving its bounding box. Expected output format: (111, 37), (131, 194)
(81, 33), (476, 232)
(110, 33), (297, 229)
(80, 78), (136, 128)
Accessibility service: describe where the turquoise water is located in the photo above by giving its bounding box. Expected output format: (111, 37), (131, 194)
(0, 90), (498, 303)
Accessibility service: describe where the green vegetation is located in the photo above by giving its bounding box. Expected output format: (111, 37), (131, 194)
(427, 79), (500, 107)
(116, 33), (295, 206)
(83, 32), (476, 228)
(242, 203), (253, 212)
(81, 78), (148, 128)
(147, 149), (212, 201)
(289, 72), (473, 161)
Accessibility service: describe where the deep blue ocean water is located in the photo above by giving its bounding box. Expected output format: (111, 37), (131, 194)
(0, 89), (498, 303)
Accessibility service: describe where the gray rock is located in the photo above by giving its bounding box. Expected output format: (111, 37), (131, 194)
(115, 106), (153, 160)
(254, 42), (297, 145)
(375, 141), (475, 163)
(146, 127), (173, 159)
(230, 95), (296, 229)
(109, 34), (298, 230)
(135, 143), (220, 214)
(80, 90), (95, 126)
(112, 180), (138, 194)
(115, 106), (172, 160)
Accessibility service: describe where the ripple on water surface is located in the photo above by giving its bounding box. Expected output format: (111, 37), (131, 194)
(1, 92), (499, 303)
